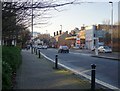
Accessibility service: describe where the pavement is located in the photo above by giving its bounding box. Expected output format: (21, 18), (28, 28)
(14, 49), (91, 89)
(13, 49), (109, 90)
(70, 49), (119, 60)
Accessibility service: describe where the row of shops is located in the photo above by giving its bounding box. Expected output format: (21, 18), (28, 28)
(53, 25), (109, 50)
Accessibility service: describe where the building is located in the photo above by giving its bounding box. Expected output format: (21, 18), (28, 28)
(78, 26), (86, 48)
(32, 32), (40, 39)
(65, 28), (81, 48)
(54, 31), (70, 48)
(49, 37), (56, 48)
(97, 24), (119, 52)
(85, 25), (106, 50)
(65, 27), (86, 48)
(65, 36), (76, 48)
(37, 33), (51, 45)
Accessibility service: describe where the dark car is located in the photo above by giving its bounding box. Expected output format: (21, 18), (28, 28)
(58, 46), (69, 53)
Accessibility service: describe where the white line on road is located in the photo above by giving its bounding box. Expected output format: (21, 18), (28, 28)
(70, 52), (92, 56)
(41, 52), (119, 90)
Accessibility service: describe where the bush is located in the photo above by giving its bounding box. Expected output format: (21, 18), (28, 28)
(2, 46), (22, 89)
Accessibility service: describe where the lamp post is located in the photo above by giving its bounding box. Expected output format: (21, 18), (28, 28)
(109, 1), (113, 50)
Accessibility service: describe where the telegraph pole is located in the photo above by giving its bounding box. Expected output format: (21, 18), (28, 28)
(31, 0), (33, 54)
(31, 0), (33, 37)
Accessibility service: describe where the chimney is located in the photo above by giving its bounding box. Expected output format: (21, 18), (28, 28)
(66, 31), (68, 34)
(59, 30), (62, 35)
(57, 31), (58, 35)
(54, 32), (55, 36)
(94, 25), (97, 30)
(81, 24), (85, 30)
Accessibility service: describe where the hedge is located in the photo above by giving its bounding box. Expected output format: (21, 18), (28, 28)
(2, 46), (22, 89)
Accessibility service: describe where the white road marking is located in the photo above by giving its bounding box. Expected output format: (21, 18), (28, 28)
(70, 52), (92, 56)
(41, 52), (119, 90)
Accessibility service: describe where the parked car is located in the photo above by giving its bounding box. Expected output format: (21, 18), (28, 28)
(26, 45), (30, 50)
(33, 45), (37, 48)
(42, 45), (47, 49)
(37, 45), (43, 49)
(98, 46), (112, 53)
(58, 46), (69, 53)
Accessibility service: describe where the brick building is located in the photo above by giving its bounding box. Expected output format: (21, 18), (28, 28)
(54, 31), (70, 48)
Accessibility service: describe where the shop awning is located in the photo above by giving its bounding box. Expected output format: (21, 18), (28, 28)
(65, 36), (76, 40)
(80, 36), (85, 39)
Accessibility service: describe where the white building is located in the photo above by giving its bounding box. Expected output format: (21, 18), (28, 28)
(85, 25), (105, 50)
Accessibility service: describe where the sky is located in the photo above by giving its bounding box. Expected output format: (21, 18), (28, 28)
(30, 1), (119, 36)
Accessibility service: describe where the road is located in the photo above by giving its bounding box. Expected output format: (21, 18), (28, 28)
(38, 48), (119, 89)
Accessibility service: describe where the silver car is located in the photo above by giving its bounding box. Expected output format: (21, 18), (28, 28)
(58, 46), (69, 53)
(98, 46), (112, 53)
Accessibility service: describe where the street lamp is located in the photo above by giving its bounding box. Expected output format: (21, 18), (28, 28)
(109, 1), (113, 50)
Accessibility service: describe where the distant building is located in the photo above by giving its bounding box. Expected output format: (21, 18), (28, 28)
(37, 33), (50, 45)
(85, 25), (106, 50)
(49, 37), (56, 48)
(65, 27), (85, 48)
(32, 32), (40, 39)
(97, 24), (119, 52)
(54, 31), (70, 48)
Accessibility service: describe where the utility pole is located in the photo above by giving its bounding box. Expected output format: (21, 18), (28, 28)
(31, 0), (33, 38)
(31, 0), (34, 54)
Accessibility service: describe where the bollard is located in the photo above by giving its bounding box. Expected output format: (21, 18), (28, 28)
(55, 54), (58, 69)
(91, 64), (96, 91)
(31, 47), (33, 54)
(34, 47), (35, 53)
(39, 49), (41, 58)
(36, 48), (37, 55)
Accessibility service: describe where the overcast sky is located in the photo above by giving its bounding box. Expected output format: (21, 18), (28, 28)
(30, 1), (119, 36)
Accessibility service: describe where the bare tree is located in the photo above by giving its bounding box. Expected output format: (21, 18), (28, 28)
(2, 0), (82, 46)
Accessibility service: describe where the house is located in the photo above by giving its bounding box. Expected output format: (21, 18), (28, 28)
(49, 37), (56, 48)
(78, 26), (86, 48)
(54, 31), (70, 48)
(65, 36), (76, 48)
(65, 27), (85, 48)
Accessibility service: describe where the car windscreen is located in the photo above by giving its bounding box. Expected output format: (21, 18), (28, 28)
(62, 46), (68, 49)
(104, 46), (110, 49)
